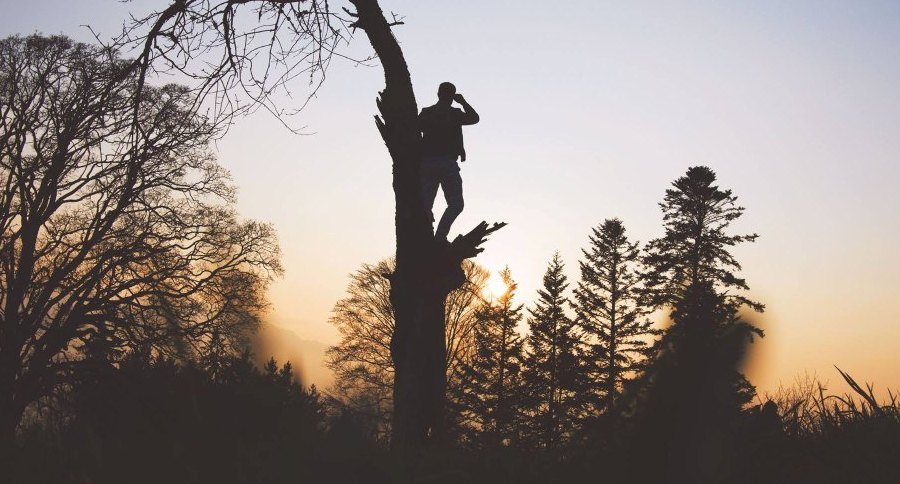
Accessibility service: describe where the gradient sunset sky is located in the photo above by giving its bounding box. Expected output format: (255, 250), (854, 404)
(3, 0), (899, 395)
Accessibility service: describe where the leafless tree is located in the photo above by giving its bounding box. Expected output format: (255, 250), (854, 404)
(0, 35), (281, 451)
(326, 259), (488, 439)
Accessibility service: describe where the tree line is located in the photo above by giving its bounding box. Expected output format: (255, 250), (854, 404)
(328, 165), (765, 457)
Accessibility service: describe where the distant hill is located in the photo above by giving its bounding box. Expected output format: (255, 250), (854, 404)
(249, 323), (333, 390)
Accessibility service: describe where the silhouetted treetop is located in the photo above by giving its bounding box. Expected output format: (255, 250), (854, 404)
(643, 166), (762, 312)
(574, 219), (659, 413)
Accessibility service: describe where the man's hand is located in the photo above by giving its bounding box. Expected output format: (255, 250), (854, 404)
(454, 93), (479, 125)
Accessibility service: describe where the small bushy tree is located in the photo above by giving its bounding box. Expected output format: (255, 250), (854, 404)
(16, 351), (328, 484)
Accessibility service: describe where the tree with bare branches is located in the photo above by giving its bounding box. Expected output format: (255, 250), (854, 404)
(121, 0), (505, 450)
(0, 34), (281, 453)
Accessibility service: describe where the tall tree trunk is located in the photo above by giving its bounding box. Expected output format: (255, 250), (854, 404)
(349, 0), (504, 454)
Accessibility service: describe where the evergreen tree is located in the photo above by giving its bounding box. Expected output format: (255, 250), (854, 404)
(457, 268), (525, 448)
(643, 165), (763, 313)
(639, 166), (763, 406)
(628, 167), (764, 482)
(521, 253), (584, 449)
(573, 219), (659, 413)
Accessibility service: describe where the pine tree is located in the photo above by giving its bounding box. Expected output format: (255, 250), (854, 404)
(573, 219), (659, 414)
(521, 253), (584, 449)
(629, 167), (764, 482)
(639, 166), (763, 408)
(457, 267), (525, 448)
(643, 165), (763, 313)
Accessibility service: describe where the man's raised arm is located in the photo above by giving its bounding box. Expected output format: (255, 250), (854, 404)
(454, 94), (480, 125)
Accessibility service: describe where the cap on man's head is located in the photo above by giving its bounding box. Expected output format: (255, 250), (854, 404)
(438, 82), (456, 100)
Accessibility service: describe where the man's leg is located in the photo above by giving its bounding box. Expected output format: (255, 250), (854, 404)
(435, 165), (464, 241)
(420, 161), (441, 230)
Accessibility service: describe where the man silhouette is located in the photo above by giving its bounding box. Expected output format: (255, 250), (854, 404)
(419, 82), (480, 241)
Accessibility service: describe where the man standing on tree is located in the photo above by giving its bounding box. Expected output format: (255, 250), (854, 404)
(419, 81), (480, 241)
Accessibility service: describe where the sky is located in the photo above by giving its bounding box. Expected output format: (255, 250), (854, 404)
(2, 0), (899, 395)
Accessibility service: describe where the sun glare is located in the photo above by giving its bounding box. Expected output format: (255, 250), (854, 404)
(484, 270), (509, 299)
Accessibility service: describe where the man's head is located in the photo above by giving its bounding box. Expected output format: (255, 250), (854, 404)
(437, 82), (456, 103)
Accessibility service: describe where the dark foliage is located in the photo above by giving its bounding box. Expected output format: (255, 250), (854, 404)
(621, 282), (761, 483)
(13, 350), (389, 484)
(10, 160), (900, 483)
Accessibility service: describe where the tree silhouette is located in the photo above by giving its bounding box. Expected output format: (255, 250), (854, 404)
(521, 253), (584, 449)
(643, 166), (763, 313)
(125, 0), (505, 450)
(457, 268), (525, 448)
(629, 167), (764, 482)
(0, 35), (281, 455)
(638, 166), (763, 413)
(326, 259), (488, 439)
(573, 219), (659, 414)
